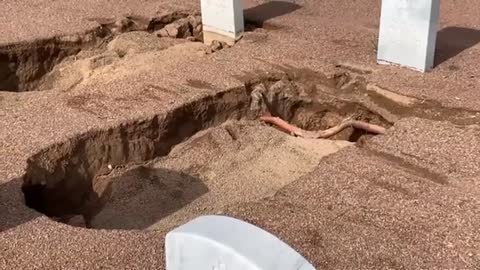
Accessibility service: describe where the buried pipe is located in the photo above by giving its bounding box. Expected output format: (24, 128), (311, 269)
(259, 114), (386, 139)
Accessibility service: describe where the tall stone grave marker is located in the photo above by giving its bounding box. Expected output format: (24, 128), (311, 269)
(200, 0), (244, 46)
(377, 0), (440, 72)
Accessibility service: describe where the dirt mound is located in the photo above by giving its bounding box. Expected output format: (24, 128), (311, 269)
(89, 120), (353, 230)
(20, 71), (393, 230)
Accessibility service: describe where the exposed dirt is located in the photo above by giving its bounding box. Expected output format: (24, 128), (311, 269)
(85, 121), (354, 230)
(2, 1), (480, 269)
(20, 69), (395, 229)
(0, 29), (103, 92)
(21, 87), (252, 225)
(18, 50), (480, 234)
(0, 12), (210, 92)
(20, 57), (480, 232)
(0, 10), (269, 93)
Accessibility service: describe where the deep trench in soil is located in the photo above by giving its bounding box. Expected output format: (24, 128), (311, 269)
(0, 11), (265, 92)
(21, 73), (392, 230)
(0, 12), (203, 92)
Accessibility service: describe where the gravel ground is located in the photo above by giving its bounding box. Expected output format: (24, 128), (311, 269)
(1, 0), (479, 269)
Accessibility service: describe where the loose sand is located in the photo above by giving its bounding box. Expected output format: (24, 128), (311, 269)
(85, 120), (353, 230)
(1, 0), (480, 269)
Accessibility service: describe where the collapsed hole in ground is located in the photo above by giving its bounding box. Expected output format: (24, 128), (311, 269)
(0, 11), (268, 93)
(247, 72), (392, 142)
(0, 38), (90, 92)
(0, 12), (199, 92)
(20, 71), (393, 230)
(266, 99), (389, 142)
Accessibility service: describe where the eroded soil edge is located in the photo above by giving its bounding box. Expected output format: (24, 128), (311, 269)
(20, 66), (480, 230)
(21, 70), (394, 229)
(0, 10), (241, 92)
(0, 8), (273, 93)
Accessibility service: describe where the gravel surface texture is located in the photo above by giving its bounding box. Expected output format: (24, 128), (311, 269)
(1, 0), (479, 269)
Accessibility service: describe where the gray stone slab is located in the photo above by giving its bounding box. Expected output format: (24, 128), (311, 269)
(200, 0), (244, 45)
(377, 0), (440, 72)
(165, 215), (315, 270)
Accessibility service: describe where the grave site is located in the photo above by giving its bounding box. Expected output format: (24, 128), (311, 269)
(0, 0), (480, 269)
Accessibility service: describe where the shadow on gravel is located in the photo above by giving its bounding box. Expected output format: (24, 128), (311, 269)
(244, 1), (302, 27)
(435, 26), (480, 66)
(0, 177), (41, 232)
(1, 165), (208, 232)
(86, 166), (209, 230)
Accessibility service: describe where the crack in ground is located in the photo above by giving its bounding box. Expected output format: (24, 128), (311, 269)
(17, 66), (480, 230)
(0, 10), (266, 93)
(20, 71), (393, 229)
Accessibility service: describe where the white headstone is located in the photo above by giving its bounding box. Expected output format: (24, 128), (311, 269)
(377, 0), (440, 72)
(165, 215), (316, 270)
(200, 0), (244, 46)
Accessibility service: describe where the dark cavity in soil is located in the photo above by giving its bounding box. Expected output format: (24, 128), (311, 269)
(0, 12), (202, 92)
(21, 70), (392, 230)
(0, 9), (271, 93)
